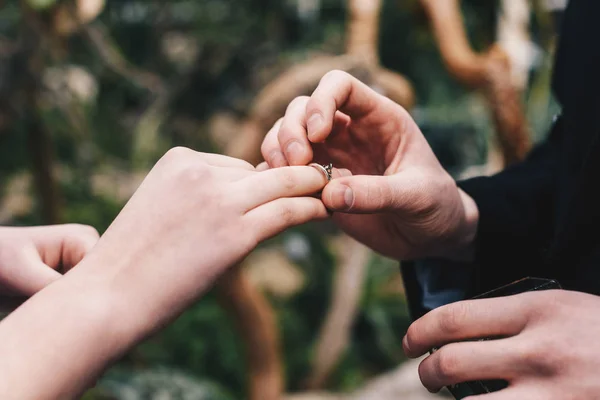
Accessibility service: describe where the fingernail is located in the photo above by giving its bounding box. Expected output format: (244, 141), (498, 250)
(336, 168), (352, 178)
(329, 184), (354, 210)
(256, 162), (269, 171)
(307, 113), (324, 140)
(402, 335), (410, 352)
(285, 141), (303, 164)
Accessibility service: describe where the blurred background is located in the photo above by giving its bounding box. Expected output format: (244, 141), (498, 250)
(0, 0), (564, 399)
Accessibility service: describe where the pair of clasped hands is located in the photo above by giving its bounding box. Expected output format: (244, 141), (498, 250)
(1, 71), (599, 399)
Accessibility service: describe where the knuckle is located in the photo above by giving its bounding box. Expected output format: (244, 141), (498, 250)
(516, 336), (556, 376)
(540, 290), (566, 312)
(372, 180), (393, 209)
(169, 157), (212, 185)
(321, 69), (350, 84)
(523, 290), (563, 321)
(517, 338), (541, 363)
(287, 96), (309, 112)
(277, 169), (298, 191)
(277, 124), (296, 144)
(68, 224), (100, 241)
(180, 164), (211, 183)
(434, 349), (461, 382)
(277, 204), (296, 226)
(438, 303), (469, 336)
(299, 200), (323, 222)
(279, 116), (307, 144)
(310, 200), (324, 217)
(412, 180), (439, 216)
(163, 146), (194, 162)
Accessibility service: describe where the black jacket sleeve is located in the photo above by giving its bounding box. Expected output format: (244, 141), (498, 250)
(400, 117), (564, 319)
(456, 116), (563, 294)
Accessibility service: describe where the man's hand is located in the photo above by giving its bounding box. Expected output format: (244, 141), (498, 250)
(403, 290), (600, 399)
(260, 70), (478, 261)
(0, 224), (99, 298)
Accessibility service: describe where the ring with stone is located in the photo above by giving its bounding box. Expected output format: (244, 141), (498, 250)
(309, 163), (333, 182)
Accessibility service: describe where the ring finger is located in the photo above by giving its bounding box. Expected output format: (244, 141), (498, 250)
(234, 166), (328, 211)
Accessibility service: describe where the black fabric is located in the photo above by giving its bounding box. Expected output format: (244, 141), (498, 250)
(402, 0), (600, 318)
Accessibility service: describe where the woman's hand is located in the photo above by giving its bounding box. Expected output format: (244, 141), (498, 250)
(0, 224), (99, 298)
(82, 147), (332, 331)
(0, 147), (332, 399)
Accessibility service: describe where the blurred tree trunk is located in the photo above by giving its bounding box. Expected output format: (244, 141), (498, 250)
(347, 0), (381, 65)
(216, 267), (283, 400)
(420, 0), (532, 167)
(304, 236), (371, 390)
(496, 0), (535, 90)
(26, 109), (62, 224)
(21, 1), (63, 224)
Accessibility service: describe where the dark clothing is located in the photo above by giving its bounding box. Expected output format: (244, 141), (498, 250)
(402, 0), (600, 319)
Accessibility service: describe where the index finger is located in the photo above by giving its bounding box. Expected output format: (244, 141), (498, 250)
(305, 70), (382, 142)
(403, 295), (533, 358)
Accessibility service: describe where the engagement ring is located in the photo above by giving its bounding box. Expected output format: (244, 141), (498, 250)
(309, 163), (333, 182)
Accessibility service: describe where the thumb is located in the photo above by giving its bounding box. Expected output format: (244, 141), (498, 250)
(323, 175), (400, 213)
(323, 174), (430, 214)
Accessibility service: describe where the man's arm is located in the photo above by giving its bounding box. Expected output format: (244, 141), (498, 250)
(455, 116), (562, 292)
(400, 117), (562, 319)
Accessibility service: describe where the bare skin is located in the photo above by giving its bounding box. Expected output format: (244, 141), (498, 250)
(260, 69), (478, 261)
(403, 290), (600, 400)
(0, 224), (99, 298)
(0, 147), (332, 399)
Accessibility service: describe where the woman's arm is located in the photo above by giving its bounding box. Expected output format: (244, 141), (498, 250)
(0, 147), (332, 399)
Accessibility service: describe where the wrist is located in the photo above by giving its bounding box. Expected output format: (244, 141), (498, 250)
(57, 262), (138, 356)
(0, 269), (134, 398)
(70, 240), (218, 346)
(444, 188), (479, 262)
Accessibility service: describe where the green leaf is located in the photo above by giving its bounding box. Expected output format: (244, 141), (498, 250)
(26, 0), (57, 10)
